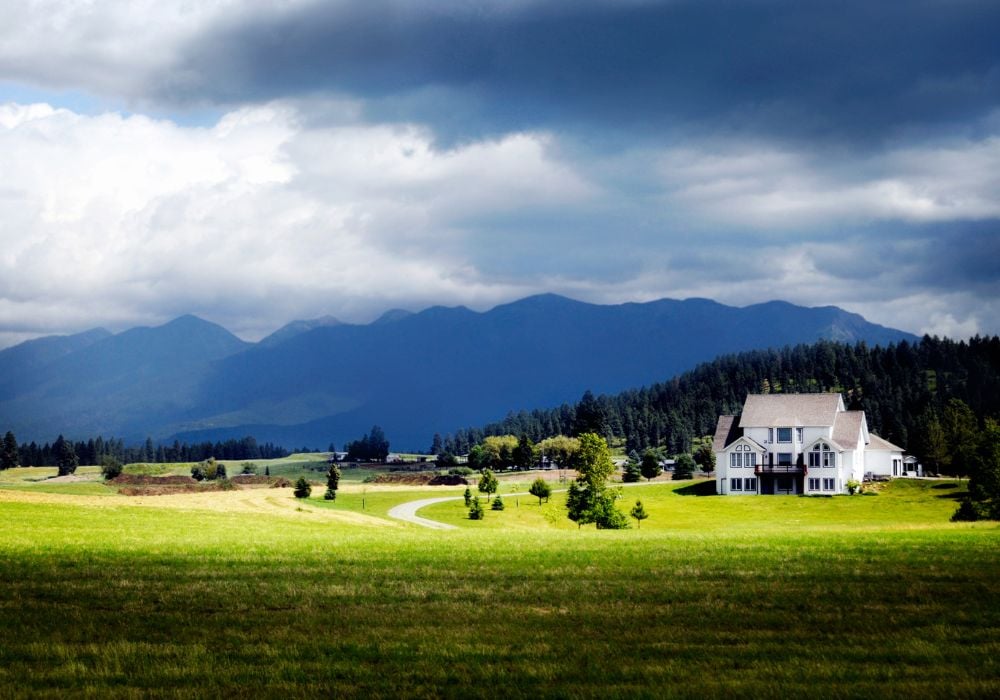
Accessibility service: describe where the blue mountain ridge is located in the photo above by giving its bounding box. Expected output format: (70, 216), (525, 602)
(0, 295), (916, 448)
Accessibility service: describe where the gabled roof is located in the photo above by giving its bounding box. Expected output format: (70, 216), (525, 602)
(866, 433), (905, 452)
(831, 410), (865, 450)
(713, 415), (742, 452)
(739, 393), (844, 428)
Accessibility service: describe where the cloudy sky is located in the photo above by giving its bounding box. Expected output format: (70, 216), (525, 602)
(1, 0), (998, 347)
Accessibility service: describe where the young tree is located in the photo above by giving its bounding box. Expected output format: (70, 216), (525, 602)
(463, 487), (473, 507)
(565, 433), (628, 529)
(100, 455), (123, 480)
(673, 453), (695, 480)
(1, 431), (18, 470)
(468, 496), (484, 520)
(491, 494), (505, 511)
(529, 477), (552, 505)
(53, 435), (78, 476)
(215, 462), (227, 480)
(692, 436), (716, 476)
(640, 448), (662, 481)
(622, 461), (642, 483)
(240, 462), (257, 475)
(630, 499), (649, 528)
(478, 468), (499, 501)
(324, 463), (341, 501)
(293, 476), (312, 499)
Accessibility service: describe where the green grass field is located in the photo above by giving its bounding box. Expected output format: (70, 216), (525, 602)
(0, 476), (997, 697)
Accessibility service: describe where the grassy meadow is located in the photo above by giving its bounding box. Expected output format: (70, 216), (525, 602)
(1, 473), (998, 697)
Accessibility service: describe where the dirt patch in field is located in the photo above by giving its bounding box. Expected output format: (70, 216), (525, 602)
(367, 473), (468, 486)
(107, 473), (294, 496)
(43, 474), (96, 483)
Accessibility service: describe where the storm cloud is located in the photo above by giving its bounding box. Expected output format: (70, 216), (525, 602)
(0, 0), (997, 345)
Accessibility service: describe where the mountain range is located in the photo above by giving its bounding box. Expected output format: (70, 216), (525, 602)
(0, 295), (917, 449)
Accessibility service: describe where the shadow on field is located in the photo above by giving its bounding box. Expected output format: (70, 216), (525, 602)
(932, 483), (958, 490)
(674, 481), (717, 496)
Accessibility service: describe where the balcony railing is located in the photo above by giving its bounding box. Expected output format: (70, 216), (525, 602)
(755, 464), (804, 475)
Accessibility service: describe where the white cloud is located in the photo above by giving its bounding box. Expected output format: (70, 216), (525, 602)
(0, 100), (593, 342)
(658, 137), (1000, 228)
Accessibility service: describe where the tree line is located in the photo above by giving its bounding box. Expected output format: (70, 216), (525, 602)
(0, 433), (290, 469)
(434, 335), (1000, 468)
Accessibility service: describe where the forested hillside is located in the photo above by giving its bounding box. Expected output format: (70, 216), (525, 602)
(440, 336), (1000, 465)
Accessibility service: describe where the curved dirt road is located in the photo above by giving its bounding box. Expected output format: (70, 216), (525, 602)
(386, 496), (462, 529)
(387, 481), (656, 529)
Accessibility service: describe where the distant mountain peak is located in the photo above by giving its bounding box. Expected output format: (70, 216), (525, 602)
(372, 309), (414, 325)
(259, 315), (345, 347)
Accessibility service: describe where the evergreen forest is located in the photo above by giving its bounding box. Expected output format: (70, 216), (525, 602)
(438, 336), (1000, 469)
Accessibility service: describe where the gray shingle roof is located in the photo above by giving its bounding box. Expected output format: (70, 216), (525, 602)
(713, 415), (741, 451)
(739, 393), (843, 427)
(866, 433), (905, 452)
(831, 410), (865, 450)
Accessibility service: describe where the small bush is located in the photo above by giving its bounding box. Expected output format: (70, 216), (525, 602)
(100, 456), (123, 481)
(293, 477), (312, 499)
(468, 496), (484, 520)
(240, 462), (257, 475)
(448, 467), (475, 476)
(491, 495), (505, 511)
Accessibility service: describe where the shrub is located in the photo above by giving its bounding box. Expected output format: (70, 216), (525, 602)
(468, 496), (484, 520)
(293, 477), (312, 499)
(100, 456), (123, 480)
(463, 487), (472, 507)
(846, 479), (861, 495)
(240, 462), (257, 475)
(448, 466), (475, 476)
(491, 495), (505, 511)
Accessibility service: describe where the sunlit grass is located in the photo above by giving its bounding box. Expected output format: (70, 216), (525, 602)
(0, 478), (997, 697)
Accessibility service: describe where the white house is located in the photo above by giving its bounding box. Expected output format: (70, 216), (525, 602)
(713, 393), (914, 496)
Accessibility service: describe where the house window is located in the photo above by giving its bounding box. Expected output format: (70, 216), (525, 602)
(823, 478), (836, 491)
(744, 478), (756, 492)
(767, 428), (773, 443)
(730, 452), (740, 467)
(778, 453), (793, 466)
(796, 427), (804, 443)
(810, 442), (836, 468)
(777, 427), (792, 443)
(808, 477), (820, 491)
(746, 452), (756, 467)
(730, 478), (742, 492)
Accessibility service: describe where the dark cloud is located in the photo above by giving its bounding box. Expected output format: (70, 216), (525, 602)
(169, 0), (1000, 144)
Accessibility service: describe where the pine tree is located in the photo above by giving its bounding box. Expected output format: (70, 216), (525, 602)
(468, 496), (484, 520)
(324, 463), (341, 501)
(1, 431), (18, 470)
(630, 499), (649, 528)
(293, 477), (312, 499)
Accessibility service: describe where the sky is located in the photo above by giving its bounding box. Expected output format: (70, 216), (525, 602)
(0, 0), (998, 347)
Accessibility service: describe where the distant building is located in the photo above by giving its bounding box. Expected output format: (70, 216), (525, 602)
(713, 394), (916, 496)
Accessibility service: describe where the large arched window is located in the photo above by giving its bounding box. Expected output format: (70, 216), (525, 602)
(808, 442), (836, 468)
(730, 444), (758, 468)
